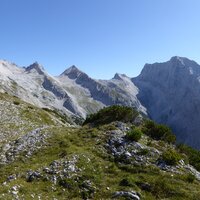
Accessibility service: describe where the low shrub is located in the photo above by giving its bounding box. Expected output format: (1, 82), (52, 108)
(119, 177), (135, 187)
(150, 177), (178, 198)
(185, 173), (195, 183)
(162, 149), (181, 166)
(126, 127), (142, 142)
(177, 143), (200, 171)
(13, 100), (20, 105)
(143, 120), (176, 144)
(83, 105), (138, 126)
(28, 105), (34, 109)
(138, 148), (149, 156)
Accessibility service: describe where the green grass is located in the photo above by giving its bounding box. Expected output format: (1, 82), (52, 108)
(0, 102), (200, 199)
(0, 125), (199, 199)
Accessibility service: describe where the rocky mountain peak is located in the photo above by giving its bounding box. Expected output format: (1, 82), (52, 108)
(0, 60), (23, 75)
(170, 56), (200, 72)
(138, 56), (200, 82)
(25, 62), (45, 75)
(170, 56), (186, 64)
(60, 65), (85, 79)
(113, 73), (128, 80)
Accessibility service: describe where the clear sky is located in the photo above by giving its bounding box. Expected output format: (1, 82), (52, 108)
(0, 0), (200, 79)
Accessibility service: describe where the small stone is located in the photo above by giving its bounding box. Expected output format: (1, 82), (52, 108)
(69, 165), (76, 172)
(112, 191), (140, 200)
(11, 191), (18, 195)
(11, 186), (18, 191)
(51, 175), (57, 184)
(43, 167), (50, 173)
(125, 151), (132, 157)
(7, 174), (16, 182)
(2, 182), (7, 185)
(179, 159), (185, 166)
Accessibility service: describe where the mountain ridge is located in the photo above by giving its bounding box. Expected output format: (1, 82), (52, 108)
(133, 56), (200, 148)
(1, 56), (200, 148)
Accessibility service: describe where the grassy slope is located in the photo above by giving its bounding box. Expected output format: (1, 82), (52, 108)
(0, 125), (199, 199)
(0, 98), (200, 199)
(0, 92), (71, 131)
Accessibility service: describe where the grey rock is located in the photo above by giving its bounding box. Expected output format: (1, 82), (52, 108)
(179, 159), (185, 166)
(7, 174), (16, 182)
(51, 175), (57, 184)
(133, 114), (143, 125)
(11, 186), (18, 191)
(115, 121), (129, 131)
(112, 191), (140, 200)
(125, 151), (132, 158)
(0, 127), (48, 164)
(185, 164), (200, 181)
(26, 170), (41, 182)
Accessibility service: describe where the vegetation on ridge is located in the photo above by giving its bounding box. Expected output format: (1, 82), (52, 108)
(142, 120), (176, 144)
(83, 105), (139, 126)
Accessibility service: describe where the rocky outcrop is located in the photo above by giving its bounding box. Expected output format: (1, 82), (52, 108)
(0, 127), (49, 164)
(105, 126), (200, 181)
(112, 191), (140, 200)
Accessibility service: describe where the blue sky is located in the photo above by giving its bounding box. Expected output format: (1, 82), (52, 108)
(0, 0), (200, 79)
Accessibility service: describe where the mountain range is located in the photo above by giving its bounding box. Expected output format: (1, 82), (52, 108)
(0, 56), (200, 148)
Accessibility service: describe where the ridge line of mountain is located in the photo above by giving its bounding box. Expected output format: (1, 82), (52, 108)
(1, 56), (200, 148)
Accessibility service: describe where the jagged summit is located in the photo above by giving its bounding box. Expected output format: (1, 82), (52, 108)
(138, 56), (200, 81)
(113, 73), (128, 80)
(0, 59), (13, 65)
(60, 65), (85, 79)
(25, 62), (45, 75)
(169, 56), (191, 66)
(170, 56), (200, 69)
(170, 56), (186, 62)
(0, 60), (23, 75)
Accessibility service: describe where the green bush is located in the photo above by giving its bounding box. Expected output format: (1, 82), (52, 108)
(138, 148), (149, 156)
(150, 177), (178, 198)
(83, 105), (138, 126)
(13, 100), (20, 105)
(126, 127), (142, 142)
(162, 149), (181, 166)
(119, 177), (135, 187)
(185, 173), (195, 183)
(177, 143), (200, 171)
(143, 120), (176, 144)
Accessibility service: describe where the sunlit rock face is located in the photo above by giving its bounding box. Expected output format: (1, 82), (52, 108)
(0, 61), (146, 119)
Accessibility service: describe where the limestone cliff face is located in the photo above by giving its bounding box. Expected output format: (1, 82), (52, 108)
(133, 56), (200, 148)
